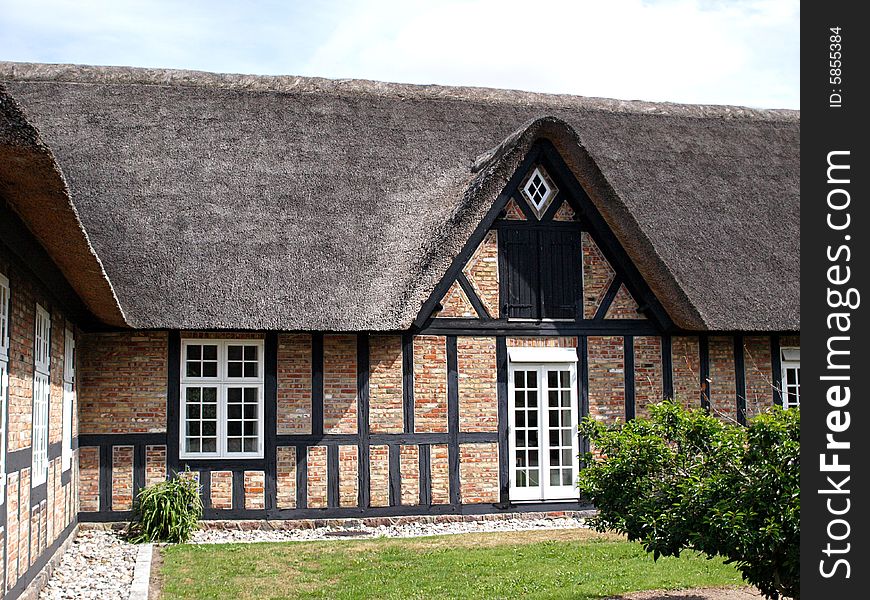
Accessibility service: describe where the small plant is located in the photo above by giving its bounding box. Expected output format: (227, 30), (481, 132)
(127, 469), (203, 543)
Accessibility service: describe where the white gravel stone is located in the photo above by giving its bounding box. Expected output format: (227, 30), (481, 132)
(39, 530), (138, 600)
(191, 515), (589, 544)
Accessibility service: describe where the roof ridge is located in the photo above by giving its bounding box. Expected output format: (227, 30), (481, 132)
(0, 60), (799, 122)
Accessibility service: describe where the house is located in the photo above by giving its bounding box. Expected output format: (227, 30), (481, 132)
(0, 61), (799, 598)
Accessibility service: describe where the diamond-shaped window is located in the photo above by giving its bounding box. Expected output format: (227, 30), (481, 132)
(519, 166), (559, 219)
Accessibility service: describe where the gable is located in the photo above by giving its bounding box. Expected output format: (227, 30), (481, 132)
(421, 141), (663, 330)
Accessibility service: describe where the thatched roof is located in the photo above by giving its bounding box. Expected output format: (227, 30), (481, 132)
(0, 62), (799, 332)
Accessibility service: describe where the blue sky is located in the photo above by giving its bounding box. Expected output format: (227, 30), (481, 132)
(0, 0), (799, 108)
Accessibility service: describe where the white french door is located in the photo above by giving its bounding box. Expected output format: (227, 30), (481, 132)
(508, 362), (579, 501)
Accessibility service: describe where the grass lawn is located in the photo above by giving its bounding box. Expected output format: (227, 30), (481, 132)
(159, 529), (744, 599)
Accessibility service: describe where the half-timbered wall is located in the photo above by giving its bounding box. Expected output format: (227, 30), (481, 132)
(1, 240), (79, 599)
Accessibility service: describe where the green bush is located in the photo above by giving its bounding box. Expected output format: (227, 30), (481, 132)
(127, 470), (203, 543)
(578, 401), (799, 600)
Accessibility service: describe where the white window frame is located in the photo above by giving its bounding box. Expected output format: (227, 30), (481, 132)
(179, 339), (265, 459)
(508, 351), (579, 502)
(0, 273), (9, 362)
(32, 304), (51, 487)
(0, 273), (8, 503)
(781, 347), (800, 409)
(62, 326), (75, 471)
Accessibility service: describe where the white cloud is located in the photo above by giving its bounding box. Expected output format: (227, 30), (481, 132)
(0, 0), (798, 108)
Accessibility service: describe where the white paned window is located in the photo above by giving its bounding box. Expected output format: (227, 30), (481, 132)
(519, 165), (559, 219)
(781, 347), (800, 409)
(508, 359), (579, 501)
(62, 327), (75, 471)
(180, 339), (264, 459)
(0, 273), (9, 361)
(32, 304), (51, 487)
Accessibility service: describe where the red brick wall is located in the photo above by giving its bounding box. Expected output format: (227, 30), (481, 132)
(582, 232), (616, 319)
(457, 336), (497, 432)
(78, 331), (168, 433)
(744, 336), (774, 417)
(462, 231), (499, 318)
(244, 471), (265, 510)
(7, 275), (34, 451)
(111, 446), (134, 511)
(459, 443), (499, 503)
(323, 335), (358, 434)
(671, 336), (700, 408)
(634, 336), (663, 418)
(277, 333), (312, 434)
(399, 445), (419, 506)
(413, 336), (447, 433)
(503, 197), (526, 220)
(430, 444), (451, 505)
(708, 336), (737, 422)
(369, 445), (390, 507)
(7, 471), (19, 588)
(211, 471), (233, 510)
(276, 446), (296, 509)
(605, 285), (644, 320)
(506, 336), (578, 348)
(369, 335), (403, 433)
(437, 280), (477, 318)
(145, 445), (167, 486)
(339, 445), (358, 507)
(588, 336), (625, 423)
(79, 446), (100, 512)
(307, 446), (328, 508)
(552, 200), (576, 222)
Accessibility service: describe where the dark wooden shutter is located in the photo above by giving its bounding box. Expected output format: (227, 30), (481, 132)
(502, 228), (539, 319)
(540, 229), (580, 320)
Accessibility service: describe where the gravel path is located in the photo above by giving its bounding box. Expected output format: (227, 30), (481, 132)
(39, 530), (137, 600)
(613, 587), (763, 599)
(191, 514), (589, 543)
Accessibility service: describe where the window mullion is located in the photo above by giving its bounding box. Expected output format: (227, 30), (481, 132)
(538, 365), (548, 501)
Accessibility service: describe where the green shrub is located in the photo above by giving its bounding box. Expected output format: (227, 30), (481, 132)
(127, 470), (203, 543)
(578, 401), (799, 600)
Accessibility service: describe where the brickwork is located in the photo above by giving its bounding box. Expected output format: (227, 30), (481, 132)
(780, 335), (800, 348)
(78, 331), (168, 433)
(7, 471), (19, 589)
(437, 280), (477, 318)
(211, 471), (233, 509)
(588, 336), (625, 423)
(112, 445), (134, 511)
(277, 333), (312, 434)
(459, 443), (499, 504)
(307, 446), (328, 508)
(413, 336), (448, 433)
(744, 336), (774, 417)
(244, 471), (265, 510)
(7, 274), (34, 451)
(671, 336), (700, 409)
(19, 467), (30, 577)
(369, 335), (404, 433)
(399, 445), (419, 505)
(633, 336), (663, 418)
(709, 336), (737, 422)
(430, 444), (450, 505)
(49, 310), (64, 444)
(552, 200), (577, 222)
(339, 445), (359, 507)
(582, 232), (616, 319)
(506, 336), (578, 348)
(457, 336), (497, 432)
(369, 445), (390, 507)
(180, 331), (263, 340)
(462, 230), (500, 317)
(605, 284), (644, 319)
(145, 445), (167, 486)
(79, 446), (100, 512)
(323, 335), (358, 434)
(276, 446), (296, 509)
(503, 197), (527, 220)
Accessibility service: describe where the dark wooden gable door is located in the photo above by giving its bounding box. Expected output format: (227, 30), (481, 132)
(502, 226), (580, 320)
(502, 227), (539, 319)
(539, 229), (580, 320)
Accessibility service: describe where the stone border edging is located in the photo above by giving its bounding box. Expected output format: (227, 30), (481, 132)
(129, 543), (153, 600)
